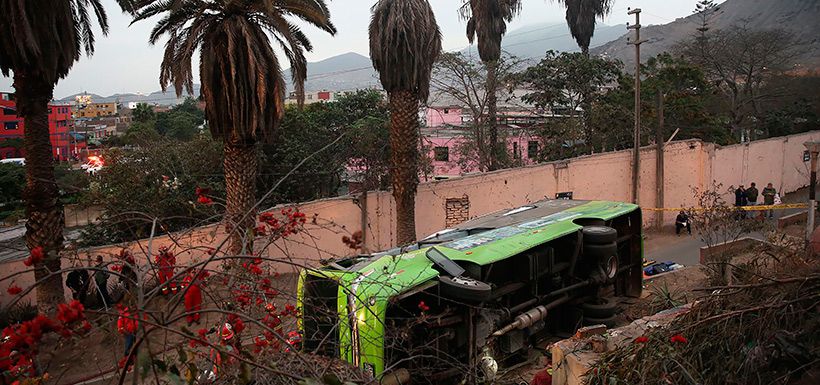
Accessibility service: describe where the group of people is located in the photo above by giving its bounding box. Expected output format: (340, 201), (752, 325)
(735, 182), (780, 219)
(68, 246), (207, 371)
(674, 182), (781, 236)
(65, 254), (124, 308)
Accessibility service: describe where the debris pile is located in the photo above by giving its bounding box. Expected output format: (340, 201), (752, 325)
(587, 252), (820, 385)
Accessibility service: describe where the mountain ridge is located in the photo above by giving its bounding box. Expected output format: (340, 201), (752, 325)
(592, 0), (820, 70)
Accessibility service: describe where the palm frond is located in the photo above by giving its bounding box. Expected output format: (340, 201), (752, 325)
(136, 0), (334, 146)
(369, 0), (442, 101)
(0, 0), (113, 83)
(460, 0), (521, 62)
(556, 0), (613, 52)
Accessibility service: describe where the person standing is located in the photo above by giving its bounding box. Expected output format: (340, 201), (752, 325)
(94, 255), (113, 307)
(746, 182), (759, 206)
(735, 185), (748, 219)
(118, 249), (137, 292)
(117, 305), (138, 370)
(66, 259), (90, 305)
(182, 271), (205, 325)
(155, 247), (176, 295)
(762, 183), (777, 218)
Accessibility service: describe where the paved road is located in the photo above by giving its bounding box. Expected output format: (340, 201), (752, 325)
(643, 188), (809, 267)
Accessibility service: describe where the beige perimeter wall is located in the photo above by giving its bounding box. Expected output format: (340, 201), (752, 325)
(3, 131), (818, 305)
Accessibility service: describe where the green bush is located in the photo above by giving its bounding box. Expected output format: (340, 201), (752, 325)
(79, 135), (224, 245)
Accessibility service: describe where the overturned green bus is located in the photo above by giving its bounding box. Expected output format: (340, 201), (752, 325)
(298, 199), (643, 383)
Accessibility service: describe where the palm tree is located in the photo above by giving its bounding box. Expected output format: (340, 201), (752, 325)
(557, 0), (613, 56)
(369, 0), (441, 246)
(0, 0), (135, 312)
(461, 0), (521, 171)
(134, 0), (335, 256)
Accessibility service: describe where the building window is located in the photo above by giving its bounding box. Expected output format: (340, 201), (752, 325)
(434, 146), (449, 162)
(4, 121), (19, 130)
(528, 141), (539, 159)
(443, 108), (449, 114)
(513, 142), (520, 159)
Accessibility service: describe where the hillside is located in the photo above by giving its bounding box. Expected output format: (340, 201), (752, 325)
(292, 22), (628, 92)
(59, 86), (200, 106)
(287, 52), (379, 93)
(486, 22), (627, 59)
(592, 0), (820, 70)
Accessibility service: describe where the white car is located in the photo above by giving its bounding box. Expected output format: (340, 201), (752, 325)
(0, 158), (25, 166)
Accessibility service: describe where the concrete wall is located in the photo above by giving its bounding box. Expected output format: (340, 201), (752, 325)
(3, 131), (818, 305)
(708, 133), (817, 203)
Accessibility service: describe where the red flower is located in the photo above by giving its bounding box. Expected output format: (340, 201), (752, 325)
(263, 314), (281, 329)
(247, 264), (263, 275)
(197, 195), (213, 205)
(186, 329), (209, 347)
(228, 314), (245, 335)
(634, 336), (649, 344)
(7, 285), (22, 295)
(281, 303), (297, 316)
(255, 225), (268, 236)
(23, 246), (45, 267)
(670, 334), (688, 344)
(418, 301), (430, 312)
(56, 300), (85, 325)
(195, 187), (210, 197)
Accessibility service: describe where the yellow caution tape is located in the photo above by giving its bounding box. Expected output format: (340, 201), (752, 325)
(642, 203), (808, 212)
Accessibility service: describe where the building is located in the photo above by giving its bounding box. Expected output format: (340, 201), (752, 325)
(284, 90), (337, 105)
(0, 92), (87, 160)
(75, 123), (117, 145)
(422, 126), (542, 177)
(73, 101), (118, 118)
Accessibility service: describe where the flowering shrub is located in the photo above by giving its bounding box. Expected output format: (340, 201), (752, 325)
(0, 300), (88, 381)
(22, 247), (44, 267)
(670, 334), (688, 344)
(0, 206), (360, 385)
(6, 285), (22, 296)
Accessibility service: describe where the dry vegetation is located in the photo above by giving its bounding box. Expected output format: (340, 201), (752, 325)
(587, 233), (819, 385)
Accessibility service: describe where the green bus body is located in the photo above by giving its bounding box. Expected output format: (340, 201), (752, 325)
(297, 200), (641, 377)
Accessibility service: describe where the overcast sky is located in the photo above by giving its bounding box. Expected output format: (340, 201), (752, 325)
(1, 0), (701, 99)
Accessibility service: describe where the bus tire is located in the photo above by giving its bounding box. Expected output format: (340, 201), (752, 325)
(583, 242), (617, 259)
(438, 275), (493, 303)
(582, 226), (617, 244)
(581, 297), (617, 318)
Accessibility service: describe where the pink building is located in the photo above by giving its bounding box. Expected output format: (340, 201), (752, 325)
(422, 105), (546, 178)
(422, 128), (542, 177)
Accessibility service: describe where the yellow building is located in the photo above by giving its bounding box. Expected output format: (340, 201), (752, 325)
(74, 102), (118, 118)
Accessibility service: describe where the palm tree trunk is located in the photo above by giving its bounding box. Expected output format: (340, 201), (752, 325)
(14, 71), (65, 313)
(486, 61), (500, 171)
(389, 90), (419, 246)
(223, 143), (258, 256)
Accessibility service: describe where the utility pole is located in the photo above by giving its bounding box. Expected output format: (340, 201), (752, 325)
(628, 8), (645, 204)
(655, 91), (664, 230)
(804, 142), (820, 241)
